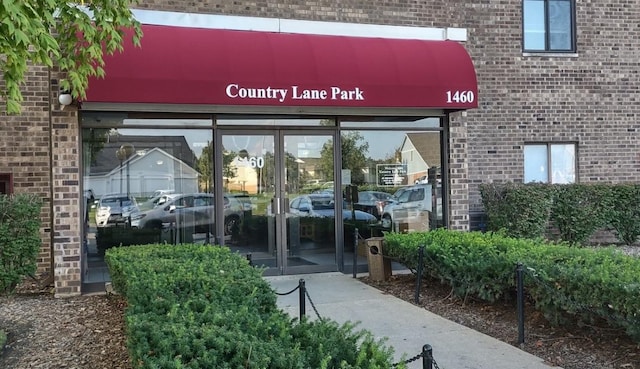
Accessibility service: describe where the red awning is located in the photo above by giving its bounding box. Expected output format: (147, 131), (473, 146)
(84, 24), (478, 110)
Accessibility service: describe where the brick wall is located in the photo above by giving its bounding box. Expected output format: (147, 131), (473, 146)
(0, 65), (54, 283)
(12, 0), (636, 293)
(50, 73), (82, 297)
(0, 1), (475, 293)
(0, 66), (81, 297)
(461, 0), (640, 213)
(120, 0), (640, 228)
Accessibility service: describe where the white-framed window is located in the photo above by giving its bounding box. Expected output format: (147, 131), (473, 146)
(524, 143), (576, 183)
(523, 0), (576, 52)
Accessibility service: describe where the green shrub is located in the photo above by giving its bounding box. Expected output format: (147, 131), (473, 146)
(607, 184), (640, 245)
(480, 182), (553, 239)
(0, 194), (43, 294)
(106, 244), (403, 369)
(383, 230), (640, 342)
(550, 184), (611, 244)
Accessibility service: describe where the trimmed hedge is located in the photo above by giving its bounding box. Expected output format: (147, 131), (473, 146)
(480, 182), (640, 245)
(106, 244), (403, 369)
(383, 229), (640, 342)
(0, 194), (43, 294)
(480, 182), (553, 240)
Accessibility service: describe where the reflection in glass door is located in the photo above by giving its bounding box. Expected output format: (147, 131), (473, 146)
(219, 131), (337, 274)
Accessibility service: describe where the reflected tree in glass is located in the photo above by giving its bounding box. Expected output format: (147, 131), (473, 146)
(321, 131), (369, 184)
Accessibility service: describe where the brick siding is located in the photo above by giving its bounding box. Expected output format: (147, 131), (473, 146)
(5, 0), (637, 295)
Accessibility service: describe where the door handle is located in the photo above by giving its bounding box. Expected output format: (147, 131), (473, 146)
(271, 197), (278, 214)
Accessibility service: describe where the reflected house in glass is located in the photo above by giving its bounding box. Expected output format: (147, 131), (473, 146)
(86, 135), (200, 198)
(400, 133), (442, 184)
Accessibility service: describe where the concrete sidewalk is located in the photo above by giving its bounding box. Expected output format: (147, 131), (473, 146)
(265, 272), (560, 369)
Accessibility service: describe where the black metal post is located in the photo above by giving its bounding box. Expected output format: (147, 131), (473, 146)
(422, 344), (433, 369)
(415, 245), (425, 304)
(353, 227), (358, 278)
(246, 253), (252, 266)
(516, 262), (525, 344)
(299, 279), (306, 321)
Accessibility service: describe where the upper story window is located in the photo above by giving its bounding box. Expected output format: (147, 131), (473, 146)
(523, 0), (576, 52)
(524, 143), (576, 184)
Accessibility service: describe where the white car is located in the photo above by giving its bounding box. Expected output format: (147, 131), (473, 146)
(95, 193), (138, 227)
(380, 184), (442, 231)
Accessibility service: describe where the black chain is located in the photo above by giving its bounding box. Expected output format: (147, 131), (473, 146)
(304, 288), (323, 320)
(391, 351), (423, 367)
(428, 350), (441, 369)
(391, 348), (440, 369)
(276, 281), (443, 369)
(274, 285), (300, 296)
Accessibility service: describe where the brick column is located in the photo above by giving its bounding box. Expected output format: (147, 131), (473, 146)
(50, 74), (82, 297)
(448, 111), (470, 231)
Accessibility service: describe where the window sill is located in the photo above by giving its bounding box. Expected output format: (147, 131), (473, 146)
(522, 52), (578, 58)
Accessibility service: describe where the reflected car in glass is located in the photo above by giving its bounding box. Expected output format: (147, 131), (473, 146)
(352, 190), (395, 219)
(129, 193), (245, 235)
(95, 193), (138, 227)
(380, 184), (441, 231)
(289, 194), (377, 222)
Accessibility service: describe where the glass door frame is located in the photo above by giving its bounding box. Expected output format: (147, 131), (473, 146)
(215, 128), (341, 275)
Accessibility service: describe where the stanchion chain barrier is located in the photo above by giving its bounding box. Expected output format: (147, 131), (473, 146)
(427, 348), (441, 369)
(391, 348), (440, 369)
(273, 283), (323, 320)
(304, 288), (324, 321)
(274, 284), (300, 296)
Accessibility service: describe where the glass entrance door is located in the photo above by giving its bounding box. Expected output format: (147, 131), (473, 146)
(219, 130), (337, 275)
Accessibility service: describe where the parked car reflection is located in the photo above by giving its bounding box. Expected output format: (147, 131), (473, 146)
(380, 184), (442, 231)
(352, 190), (395, 219)
(289, 194), (377, 222)
(95, 193), (138, 227)
(129, 193), (245, 235)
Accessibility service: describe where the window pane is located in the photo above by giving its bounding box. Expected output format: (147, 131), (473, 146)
(523, 0), (546, 50)
(524, 145), (548, 183)
(549, 0), (572, 50)
(550, 144), (575, 183)
(82, 126), (215, 254)
(341, 130), (443, 231)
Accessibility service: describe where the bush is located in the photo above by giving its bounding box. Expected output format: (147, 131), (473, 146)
(480, 182), (639, 245)
(607, 184), (640, 245)
(0, 194), (43, 294)
(480, 182), (553, 240)
(106, 244), (403, 369)
(550, 184), (611, 244)
(383, 229), (640, 342)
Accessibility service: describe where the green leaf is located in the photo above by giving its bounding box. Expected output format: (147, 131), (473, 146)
(0, 0), (142, 114)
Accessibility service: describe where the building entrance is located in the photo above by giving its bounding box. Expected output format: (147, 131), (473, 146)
(218, 130), (339, 275)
